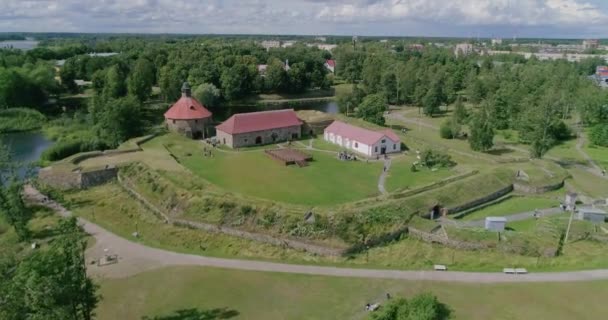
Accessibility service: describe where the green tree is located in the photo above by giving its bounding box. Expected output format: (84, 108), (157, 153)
(356, 93), (388, 126)
(469, 106), (495, 152)
(369, 293), (451, 320)
(0, 180), (31, 241)
(337, 85), (364, 115)
(193, 83), (221, 112)
(453, 98), (468, 124)
(220, 63), (255, 101)
(4, 217), (100, 320)
(102, 65), (127, 100)
(422, 79), (443, 117)
(590, 123), (608, 147)
(159, 65), (183, 102)
(94, 95), (144, 147)
(264, 58), (288, 92)
(127, 58), (155, 102)
(439, 117), (461, 139)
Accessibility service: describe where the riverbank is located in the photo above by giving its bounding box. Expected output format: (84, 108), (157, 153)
(0, 108), (46, 134)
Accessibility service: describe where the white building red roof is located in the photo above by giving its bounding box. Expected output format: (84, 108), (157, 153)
(325, 59), (336, 68)
(324, 121), (400, 145)
(216, 109), (302, 135)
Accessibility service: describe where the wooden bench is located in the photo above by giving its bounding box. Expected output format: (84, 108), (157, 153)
(503, 268), (528, 274)
(434, 265), (448, 271)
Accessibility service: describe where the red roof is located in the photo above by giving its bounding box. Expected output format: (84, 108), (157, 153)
(164, 96), (212, 120)
(216, 109), (302, 135)
(324, 121), (400, 145)
(325, 59), (336, 68)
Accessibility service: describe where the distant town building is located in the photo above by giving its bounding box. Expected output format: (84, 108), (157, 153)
(597, 66), (608, 80)
(307, 43), (338, 52)
(216, 109), (302, 148)
(324, 59), (336, 73)
(408, 44), (425, 52)
(323, 121), (401, 157)
(485, 217), (507, 232)
(583, 39), (599, 50)
(576, 207), (607, 224)
(454, 43), (474, 57)
(491, 38), (503, 46)
(164, 82), (213, 139)
(315, 36), (327, 42)
(260, 40), (281, 50)
(257, 60), (290, 76)
(281, 40), (297, 48)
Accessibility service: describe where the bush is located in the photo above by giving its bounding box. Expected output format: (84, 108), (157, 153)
(41, 138), (108, 161)
(0, 108), (46, 133)
(439, 118), (461, 139)
(420, 149), (456, 168)
(590, 123), (608, 147)
(369, 293), (451, 320)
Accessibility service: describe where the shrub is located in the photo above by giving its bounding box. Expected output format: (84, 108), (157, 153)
(439, 118), (461, 139)
(590, 123), (608, 147)
(41, 138), (108, 161)
(420, 149), (456, 168)
(0, 108), (46, 133)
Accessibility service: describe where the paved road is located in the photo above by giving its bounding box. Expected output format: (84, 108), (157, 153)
(23, 185), (608, 283)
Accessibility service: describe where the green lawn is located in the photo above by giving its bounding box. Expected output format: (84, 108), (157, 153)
(546, 139), (586, 164)
(97, 266), (608, 320)
(386, 157), (456, 192)
(585, 144), (608, 169)
(164, 135), (383, 206)
(461, 196), (559, 221)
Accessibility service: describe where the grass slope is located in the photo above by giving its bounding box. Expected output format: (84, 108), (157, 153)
(461, 196), (559, 221)
(0, 108), (46, 133)
(97, 266), (608, 320)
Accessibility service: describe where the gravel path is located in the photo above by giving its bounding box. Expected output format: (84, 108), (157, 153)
(377, 158), (392, 195)
(23, 185), (608, 283)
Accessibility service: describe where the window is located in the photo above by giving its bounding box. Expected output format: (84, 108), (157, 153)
(393, 144), (397, 150)
(374, 146), (378, 152)
(172, 120), (176, 124)
(244, 139), (248, 143)
(381, 139), (386, 143)
(355, 142), (358, 148)
(195, 119), (198, 123)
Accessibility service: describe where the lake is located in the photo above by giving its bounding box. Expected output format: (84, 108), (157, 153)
(1, 132), (53, 181)
(0, 40), (39, 51)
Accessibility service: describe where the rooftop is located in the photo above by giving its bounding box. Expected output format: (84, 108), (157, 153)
(324, 120), (400, 145)
(216, 109), (302, 135)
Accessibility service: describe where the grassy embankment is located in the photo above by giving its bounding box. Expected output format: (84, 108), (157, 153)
(460, 196), (560, 221)
(0, 108), (46, 133)
(97, 266), (608, 320)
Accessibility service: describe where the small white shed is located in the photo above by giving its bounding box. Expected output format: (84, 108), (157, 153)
(485, 217), (507, 232)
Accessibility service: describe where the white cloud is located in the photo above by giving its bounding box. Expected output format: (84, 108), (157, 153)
(316, 0), (608, 26)
(0, 0), (606, 36)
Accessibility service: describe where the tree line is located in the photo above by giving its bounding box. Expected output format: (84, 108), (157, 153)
(334, 42), (608, 157)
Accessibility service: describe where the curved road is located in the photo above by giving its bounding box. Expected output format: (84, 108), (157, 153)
(24, 185), (608, 283)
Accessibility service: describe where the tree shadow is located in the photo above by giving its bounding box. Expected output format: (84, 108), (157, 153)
(142, 308), (239, 320)
(485, 148), (515, 156)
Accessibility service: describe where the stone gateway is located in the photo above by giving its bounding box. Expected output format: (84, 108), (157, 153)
(216, 109), (302, 148)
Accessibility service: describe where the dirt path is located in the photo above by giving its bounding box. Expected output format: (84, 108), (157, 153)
(574, 131), (607, 180)
(24, 185), (608, 283)
(377, 158), (392, 195)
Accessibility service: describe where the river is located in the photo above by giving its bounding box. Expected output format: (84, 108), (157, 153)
(0, 40), (39, 51)
(1, 132), (53, 181)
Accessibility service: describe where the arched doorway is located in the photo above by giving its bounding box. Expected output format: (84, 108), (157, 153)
(255, 136), (262, 144)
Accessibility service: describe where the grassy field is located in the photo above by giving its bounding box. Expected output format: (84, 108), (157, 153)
(163, 135), (383, 206)
(386, 157), (457, 192)
(460, 196), (559, 221)
(585, 144), (608, 169)
(97, 266), (608, 320)
(567, 168), (608, 199)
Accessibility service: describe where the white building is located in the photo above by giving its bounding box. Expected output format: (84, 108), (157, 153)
(491, 38), (503, 46)
(454, 43), (474, 57)
(323, 121), (401, 157)
(261, 40), (281, 50)
(485, 217), (507, 232)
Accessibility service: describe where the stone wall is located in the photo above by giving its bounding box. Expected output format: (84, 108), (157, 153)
(38, 167), (81, 190)
(447, 184), (514, 214)
(513, 180), (564, 194)
(117, 172), (343, 256)
(218, 125), (302, 148)
(166, 118), (212, 138)
(79, 167), (118, 188)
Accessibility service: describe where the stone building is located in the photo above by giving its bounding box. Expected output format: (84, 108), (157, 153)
(216, 109), (302, 148)
(164, 82), (213, 139)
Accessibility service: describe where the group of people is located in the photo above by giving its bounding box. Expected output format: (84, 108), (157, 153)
(202, 146), (214, 158)
(338, 151), (357, 161)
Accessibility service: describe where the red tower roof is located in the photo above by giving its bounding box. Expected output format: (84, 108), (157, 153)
(216, 109), (302, 135)
(164, 95), (212, 120)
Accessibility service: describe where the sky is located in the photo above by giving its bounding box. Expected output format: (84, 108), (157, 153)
(1, 0), (608, 38)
